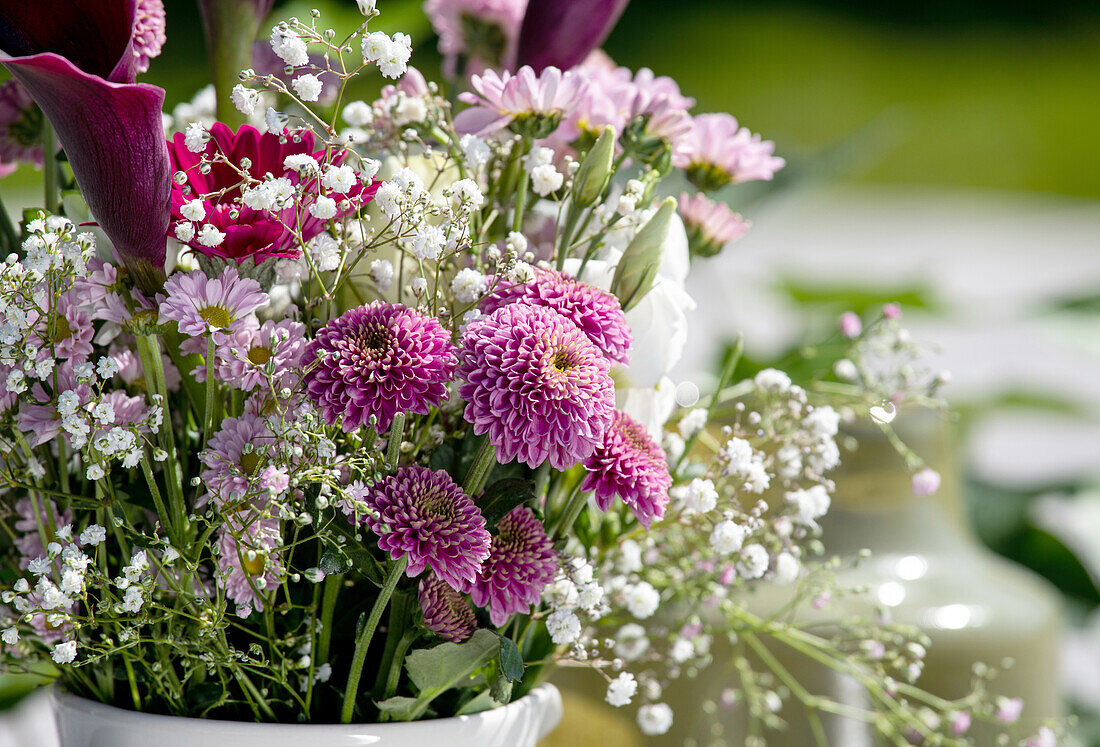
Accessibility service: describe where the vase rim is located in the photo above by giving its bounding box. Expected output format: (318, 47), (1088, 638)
(51, 682), (562, 734)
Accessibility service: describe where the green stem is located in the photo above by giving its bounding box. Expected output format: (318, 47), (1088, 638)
(462, 436), (496, 496)
(42, 121), (59, 214)
(549, 480), (586, 540)
(382, 628), (420, 700)
(197, 0), (266, 127)
(135, 334), (187, 537)
(203, 336), (216, 443)
(0, 189), (19, 254)
(384, 412), (405, 471)
(139, 450), (177, 546)
(316, 573), (342, 665)
(340, 556), (407, 723)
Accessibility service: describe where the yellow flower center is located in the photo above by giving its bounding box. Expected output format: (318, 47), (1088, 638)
(247, 345), (272, 365)
(239, 452), (261, 476)
(242, 553), (266, 577)
(198, 305), (233, 329)
(51, 315), (72, 343)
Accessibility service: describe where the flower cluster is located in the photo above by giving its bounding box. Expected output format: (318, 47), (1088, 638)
(0, 3), (1048, 744)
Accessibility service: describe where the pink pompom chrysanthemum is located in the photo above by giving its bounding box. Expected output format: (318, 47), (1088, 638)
(199, 414), (281, 508)
(132, 0), (167, 74)
(480, 268), (632, 365)
(419, 574), (478, 643)
(303, 302), (457, 434)
(677, 113), (785, 191)
(158, 267), (269, 339)
(469, 506), (558, 626)
(357, 466), (491, 591)
(454, 65), (587, 138)
(678, 192), (750, 257)
(459, 303), (615, 470)
(582, 410), (672, 529)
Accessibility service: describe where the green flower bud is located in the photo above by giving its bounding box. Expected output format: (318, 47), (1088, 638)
(571, 126), (616, 207)
(612, 196), (676, 311)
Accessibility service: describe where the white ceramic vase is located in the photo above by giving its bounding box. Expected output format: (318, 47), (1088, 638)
(52, 684), (563, 747)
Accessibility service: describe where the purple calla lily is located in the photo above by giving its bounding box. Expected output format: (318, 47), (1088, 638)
(515, 0), (631, 73)
(0, 0), (171, 292)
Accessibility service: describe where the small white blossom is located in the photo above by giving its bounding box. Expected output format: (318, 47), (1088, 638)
(682, 478), (718, 514)
(710, 520), (746, 555)
(231, 84), (260, 116)
(451, 268), (486, 304)
(197, 224), (226, 247)
(292, 74), (323, 102)
(180, 199), (205, 222)
(546, 608), (581, 644)
(86, 464), (105, 481)
(616, 539), (643, 573)
(605, 672), (637, 707)
(530, 163), (563, 196)
(624, 581), (660, 619)
(322, 164), (356, 194)
(738, 544), (769, 579)
(308, 234), (341, 272)
(184, 122), (209, 153)
(309, 196), (338, 220)
(370, 259), (394, 291)
(787, 485), (830, 525)
(51, 640), (77, 664)
(678, 408), (708, 438)
(754, 367), (791, 394)
(670, 638), (695, 663)
(174, 222), (195, 243)
(773, 551), (800, 585)
(614, 623), (649, 661)
(460, 133), (490, 168)
(637, 703), (673, 736)
(79, 524), (106, 546)
(1, 627), (18, 646)
(270, 27), (309, 67)
(342, 101), (373, 127)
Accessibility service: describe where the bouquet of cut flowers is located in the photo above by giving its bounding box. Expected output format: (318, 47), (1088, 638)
(0, 1), (1060, 744)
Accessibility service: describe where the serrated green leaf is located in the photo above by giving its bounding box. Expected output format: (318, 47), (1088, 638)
(497, 634), (524, 682)
(479, 478), (534, 527)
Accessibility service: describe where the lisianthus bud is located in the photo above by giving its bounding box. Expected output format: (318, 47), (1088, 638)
(572, 126), (616, 207)
(612, 197), (676, 311)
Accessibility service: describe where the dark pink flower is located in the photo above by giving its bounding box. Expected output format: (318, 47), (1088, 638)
(419, 574), (477, 643)
(481, 268), (631, 365)
(304, 302), (457, 434)
(677, 113), (784, 191)
(458, 303), (615, 470)
(132, 0), (166, 74)
(360, 466), (492, 591)
(470, 506), (557, 626)
(515, 0), (631, 73)
(167, 123), (379, 266)
(582, 409), (671, 528)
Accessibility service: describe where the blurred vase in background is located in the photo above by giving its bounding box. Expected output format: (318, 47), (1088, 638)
(549, 416), (1062, 745)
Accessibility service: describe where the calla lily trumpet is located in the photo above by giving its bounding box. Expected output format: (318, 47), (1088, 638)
(0, 0), (171, 292)
(515, 0), (631, 73)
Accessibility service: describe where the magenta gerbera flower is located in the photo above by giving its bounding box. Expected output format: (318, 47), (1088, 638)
(582, 410), (672, 529)
(303, 302), (457, 434)
(167, 123), (379, 266)
(360, 466), (491, 591)
(676, 113), (785, 191)
(158, 267), (269, 338)
(469, 506), (558, 627)
(454, 65), (587, 137)
(678, 192), (750, 257)
(458, 303), (615, 470)
(419, 574), (478, 643)
(480, 268), (632, 365)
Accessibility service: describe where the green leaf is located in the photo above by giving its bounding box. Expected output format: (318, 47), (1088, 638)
(391, 629), (500, 721)
(497, 634), (524, 682)
(490, 674), (513, 705)
(319, 549), (352, 576)
(375, 695), (419, 720)
(457, 689), (498, 715)
(479, 478), (534, 527)
(428, 442), (455, 472)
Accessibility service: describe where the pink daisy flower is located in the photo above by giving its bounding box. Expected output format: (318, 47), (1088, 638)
(158, 267), (268, 339)
(678, 192), (750, 257)
(469, 506), (557, 626)
(419, 574), (478, 643)
(132, 0), (167, 74)
(199, 414), (280, 509)
(582, 410), (672, 529)
(425, 0), (527, 76)
(303, 302), (457, 434)
(357, 466), (491, 591)
(13, 497), (72, 570)
(454, 65), (587, 138)
(215, 515), (284, 613)
(184, 317), (307, 393)
(676, 113), (785, 191)
(30, 292), (94, 363)
(480, 268), (632, 365)
(458, 303), (615, 470)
